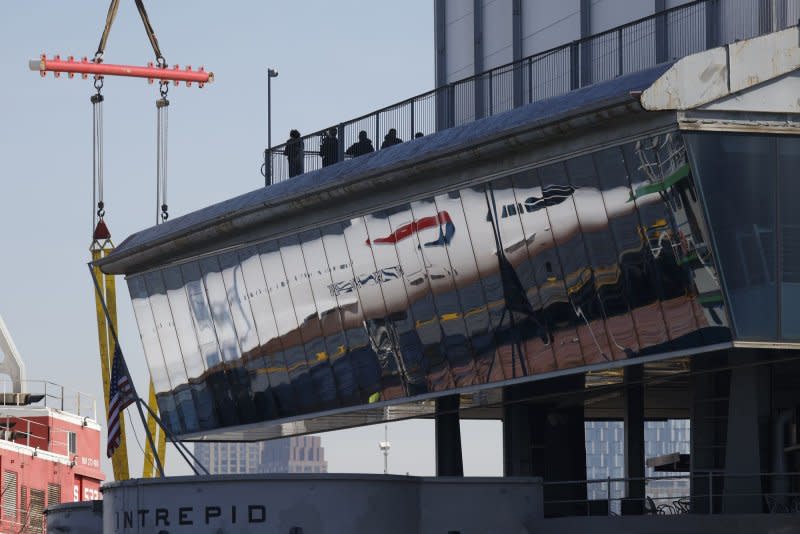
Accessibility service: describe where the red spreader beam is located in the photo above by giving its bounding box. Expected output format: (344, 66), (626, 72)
(30, 55), (214, 87)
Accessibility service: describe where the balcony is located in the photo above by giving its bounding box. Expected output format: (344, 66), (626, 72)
(263, 0), (800, 185)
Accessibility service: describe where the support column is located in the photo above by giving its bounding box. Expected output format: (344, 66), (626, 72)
(722, 350), (770, 513)
(435, 395), (464, 476)
(473, 0), (485, 120)
(654, 0), (668, 64)
(623, 365), (645, 515)
(511, 0), (523, 108)
(579, 0), (592, 87)
(503, 376), (587, 515)
(434, 0), (449, 132)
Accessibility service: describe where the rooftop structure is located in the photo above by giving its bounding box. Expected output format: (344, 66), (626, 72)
(95, 13), (800, 526)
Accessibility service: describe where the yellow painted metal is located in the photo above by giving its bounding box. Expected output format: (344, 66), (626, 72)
(141, 380), (167, 478)
(91, 241), (130, 481)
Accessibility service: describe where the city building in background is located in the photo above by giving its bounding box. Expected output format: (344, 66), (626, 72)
(586, 420), (690, 509)
(194, 436), (327, 475)
(0, 314), (102, 533)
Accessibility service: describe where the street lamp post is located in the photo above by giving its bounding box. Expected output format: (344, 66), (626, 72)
(266, 67), (279, 186)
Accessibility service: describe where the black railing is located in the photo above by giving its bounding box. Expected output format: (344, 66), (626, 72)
(263, 0), (800, 184)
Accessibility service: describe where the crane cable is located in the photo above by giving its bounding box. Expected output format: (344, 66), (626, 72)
(91, 0), (170, 480)
(90, 74), (132, 482)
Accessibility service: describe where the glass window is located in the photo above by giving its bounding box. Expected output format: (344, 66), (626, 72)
(144, 271), (195, 433)
(489, 175), (556, 376)
(279, 234), (340, 411)
(410, 196), (479, 386)
(163, 266), (219, 429)
(541, 160), (612, 364)
(778, 137), (800, 339)
(686, 133), (777, 339)
(238, 245), (295, 417)
(535, 163), (593, 368)
(512, 169), (584, 370)
(181, 261), (238, 426)
(572, 151), (641, 360)
(458, 184), (514, 382)
(592, 147), (644, 356)
(319, 221), (385, 401)
(364, 209), (432, 395)
(258, 239), (314, 412)
(199, 256), (257, 423)
(219, 251), (278, 421)
(299, 228), (361, 405)
(431, 191), (498, 384)
(128, 276), (177, 429)
(621, 141), (673, 348)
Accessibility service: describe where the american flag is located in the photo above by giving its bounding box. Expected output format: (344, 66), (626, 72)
(107, 343), (137, 458)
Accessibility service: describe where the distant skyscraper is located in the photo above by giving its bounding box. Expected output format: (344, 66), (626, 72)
(585, 420), (690, 509)
(194, 436), (327, 475)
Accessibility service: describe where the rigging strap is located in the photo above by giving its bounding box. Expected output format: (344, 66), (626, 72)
(94, 0), (121, 61)
(135, 0), (166, 66)
(94, 0), (166, 66)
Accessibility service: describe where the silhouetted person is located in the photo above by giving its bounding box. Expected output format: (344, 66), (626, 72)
(380, 128), (403, 149)
(414, 131), (424, 139)
(345, 130), (375, 158)
(320, 127), (339, 167)
(284, 129), (304, 177)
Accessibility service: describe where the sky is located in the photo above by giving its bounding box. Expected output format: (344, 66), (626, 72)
(0, 2), (502, 479)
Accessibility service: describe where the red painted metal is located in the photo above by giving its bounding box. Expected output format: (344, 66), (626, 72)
(31, 54), (214, 87)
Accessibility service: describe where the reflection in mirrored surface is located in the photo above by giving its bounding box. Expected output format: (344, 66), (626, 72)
(127, 131), (731, 434)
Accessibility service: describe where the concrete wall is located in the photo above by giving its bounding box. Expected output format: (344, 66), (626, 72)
(100, 474), (543, 533)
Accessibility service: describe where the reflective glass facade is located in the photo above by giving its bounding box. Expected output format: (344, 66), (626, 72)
(128, 132), (730, 435)
(686, 133), (800, 341)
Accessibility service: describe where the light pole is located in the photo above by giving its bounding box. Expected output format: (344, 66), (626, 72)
(379, 424), (391, 475)
(266, 67), (279, 186)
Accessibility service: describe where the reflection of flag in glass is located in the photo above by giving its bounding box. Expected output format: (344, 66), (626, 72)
(107, 343), (137, 458)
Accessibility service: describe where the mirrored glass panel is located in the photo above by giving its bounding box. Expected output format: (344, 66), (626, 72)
(126, 130), (732, 437)
(299, 229), (361, 405)
(162, 266), (218, 430)
(128, 275), (179, 432)
(143, 271), (197, 433)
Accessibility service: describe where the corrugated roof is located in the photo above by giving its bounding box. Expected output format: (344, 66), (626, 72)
(102, 63), (672, 269)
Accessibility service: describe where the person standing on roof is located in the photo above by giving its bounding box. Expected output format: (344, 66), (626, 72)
(320, 127), (339, 167)
(380, 128), (403, 149)
(345, 130), (375, 158)
(284, 129), (305, 177)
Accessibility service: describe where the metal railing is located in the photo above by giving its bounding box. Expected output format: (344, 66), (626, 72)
(541, 471), (800, 517)
(0, 378), (97, 421)
(263, 0), (800, 184)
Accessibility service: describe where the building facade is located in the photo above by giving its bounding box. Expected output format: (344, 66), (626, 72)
(194, 436), (327, 475)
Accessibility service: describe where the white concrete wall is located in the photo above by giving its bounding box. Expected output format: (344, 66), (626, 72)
(482, 0), (514, 70)
(521, 0), (582, 57)
(444, 0), (475, 82)
(590, 0), (653, 34)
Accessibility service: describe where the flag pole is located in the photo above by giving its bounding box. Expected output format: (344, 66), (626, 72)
(139, 396), (210, 475)
(135, 399), (165, 477)
(87, 262), (165, 476)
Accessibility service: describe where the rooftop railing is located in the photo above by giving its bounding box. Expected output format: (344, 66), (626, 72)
(542, 471), (800, 517)
(263, 0), (800, 185)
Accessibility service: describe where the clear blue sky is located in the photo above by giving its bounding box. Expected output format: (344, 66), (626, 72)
(0, 2), (502, 478)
